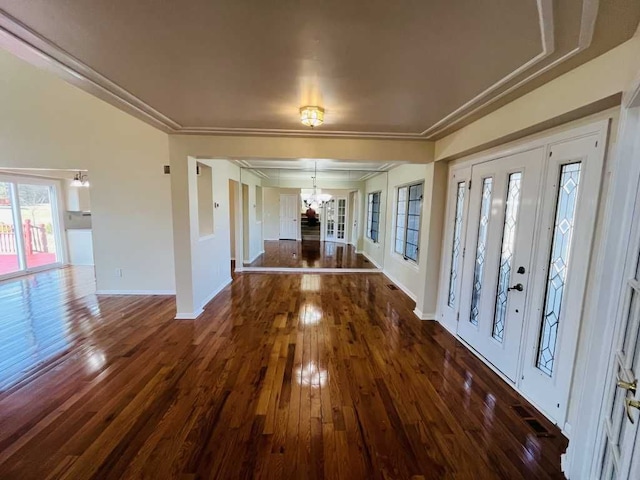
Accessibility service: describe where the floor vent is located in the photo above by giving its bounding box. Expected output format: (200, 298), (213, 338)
(387, 284), (399, 291)
(511, 404), (553, 437)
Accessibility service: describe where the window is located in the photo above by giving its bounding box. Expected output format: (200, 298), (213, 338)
(394, 182), (423, 263)
(366, 192), (381, 242)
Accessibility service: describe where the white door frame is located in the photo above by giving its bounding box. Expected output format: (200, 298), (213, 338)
(563, 78), (640, 479)
(436, 119), (610, 430)
(0, 173), (67, 280)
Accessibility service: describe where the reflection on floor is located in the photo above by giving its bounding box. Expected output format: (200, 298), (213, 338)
(0, 266), (95, 390)
(0, 268), (566, 478)
(248, 240), (376, 268)
(0, 252), (57, 276)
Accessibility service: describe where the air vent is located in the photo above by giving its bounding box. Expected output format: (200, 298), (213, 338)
(511, 404), (553, 437)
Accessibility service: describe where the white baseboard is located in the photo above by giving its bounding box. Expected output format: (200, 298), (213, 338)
(413, 308), (436, 321)
(381, 271), (417, 302)
(241, 267), (382, 273)
(96, 289), (176, 295)
(200, 277), (233, 309)
(361, 251), (383, 269)
(175, 309), (203, 320)
(243, 250), (264, 265)
(174, 277), (233, 320)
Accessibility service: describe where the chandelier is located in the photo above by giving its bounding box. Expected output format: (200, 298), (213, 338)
(301, 162), (332, 208)
(299, 106), (324, 128)
(70, 171), (90, 188)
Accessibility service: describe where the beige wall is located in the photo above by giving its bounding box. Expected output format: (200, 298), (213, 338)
(0, 48), (174, 294)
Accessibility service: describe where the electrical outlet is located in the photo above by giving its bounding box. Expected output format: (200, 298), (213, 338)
(115, 268), (123, 278)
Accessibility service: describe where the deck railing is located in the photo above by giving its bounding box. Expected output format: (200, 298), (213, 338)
(0, 220), (49, 254)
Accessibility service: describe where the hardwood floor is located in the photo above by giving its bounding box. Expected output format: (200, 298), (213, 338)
(248, 240), (376, 269)
(0, 267), (567, 479)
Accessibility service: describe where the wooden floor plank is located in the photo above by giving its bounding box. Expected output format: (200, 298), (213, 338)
(0, 267), (567, 479)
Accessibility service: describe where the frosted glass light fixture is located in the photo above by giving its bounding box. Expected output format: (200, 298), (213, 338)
(299, 106), (324, 128)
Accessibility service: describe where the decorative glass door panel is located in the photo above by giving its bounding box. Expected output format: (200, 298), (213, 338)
(337, 198), (346, 240)
(457, 149), (544, 382)
(325, 200), (336, 240)
(520, 135), (606, 426)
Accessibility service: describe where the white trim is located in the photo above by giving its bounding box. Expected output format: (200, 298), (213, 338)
(174, 276), (233, 320)
(241, 267), (382, 274)
(175, 309), (204, 320)
(242, 249), (264, 265)
(413, 308), (436, 321)
(96, 289), (176, 295)
(382, 271), (417, 301)
(361, 250), (383, 269)
(563, 72), (640, 480)
(200, 277), (232, 309)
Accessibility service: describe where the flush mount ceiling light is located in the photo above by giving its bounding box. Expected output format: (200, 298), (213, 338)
(70, 171), (90, 188)
(299, 106), (324, 128)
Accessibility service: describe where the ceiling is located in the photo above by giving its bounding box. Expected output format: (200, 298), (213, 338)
(0, 1), (638, 139)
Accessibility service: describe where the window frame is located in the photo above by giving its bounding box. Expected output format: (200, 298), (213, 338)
(366, 191), (381, 243)
(394, 182), (424, 263)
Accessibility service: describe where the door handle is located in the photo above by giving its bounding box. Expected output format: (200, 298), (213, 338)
(617, 377), (637, 395)
(624, 397), (640, 423)
(508, 283), (524, 292)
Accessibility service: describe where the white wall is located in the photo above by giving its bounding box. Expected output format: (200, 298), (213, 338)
(0, 49), (174, 294)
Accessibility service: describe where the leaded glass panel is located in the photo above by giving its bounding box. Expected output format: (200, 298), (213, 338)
(536, 162), (582, 376)
(492, 173), (522, 342)
(470, 178), (493, 326)
(447, 182), (465, 307)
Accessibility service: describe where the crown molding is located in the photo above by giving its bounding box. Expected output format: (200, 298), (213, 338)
(0, 1), (598, 140)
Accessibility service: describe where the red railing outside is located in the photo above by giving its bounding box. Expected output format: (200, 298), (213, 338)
(0, 220), (49, 254)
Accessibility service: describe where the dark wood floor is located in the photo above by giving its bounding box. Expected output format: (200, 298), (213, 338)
(248, 240), (376, 269)
(0, 267), (567, 479)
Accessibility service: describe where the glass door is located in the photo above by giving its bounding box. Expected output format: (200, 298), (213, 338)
(325, 200), (336, 241)
(457, 148), (544, 382)
(0, 177), (62, 278)
(18, 184), (60, 269)
(0, 182), (24, 276)
(336, 197), (347, 243)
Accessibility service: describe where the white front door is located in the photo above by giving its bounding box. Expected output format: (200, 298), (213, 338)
(279, 194), (298, 240)
(596, 182), (640, 479)
(457, 149), (543, 382)
(453, 132), (605, 425)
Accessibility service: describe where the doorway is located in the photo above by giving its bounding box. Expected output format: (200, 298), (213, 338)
(324, 197), (347, 243)
(442, 123), (607, 426)
(279, 194), (298, 240)
(0, 175), (64, 279)
(349, 191), (358, 247)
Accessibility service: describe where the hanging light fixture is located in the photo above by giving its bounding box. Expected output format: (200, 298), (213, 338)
(301, 161), (332, 208)
(299, 106), (325, 128)
(70, 171), (90, 188)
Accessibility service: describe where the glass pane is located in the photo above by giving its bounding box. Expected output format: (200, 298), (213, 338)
(536, 163), (582, 376)
(470, 177), (493, 326)
(492, 173), (522, 342)
(0, 182), (21, 275)
(448, 182), (466, 307)
(18, 184), (58, 269)
(398, 187), (408, 202)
